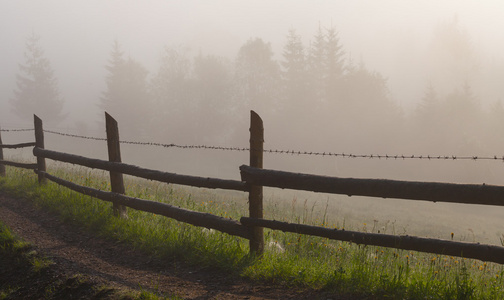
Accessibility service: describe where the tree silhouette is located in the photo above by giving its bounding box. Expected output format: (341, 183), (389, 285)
(100, 41), (150, 138)
(10, 33), (65, 125)
(191, 54), (234, 143)
(427, 17), (478, 95)
(324, 26), (345, 102)
(307, 24), (326, 103)
(149, 46), (192, 141)
(281, 29), (309, 118)
(100, 40), (126, 113)
(233, 38), (280, 117)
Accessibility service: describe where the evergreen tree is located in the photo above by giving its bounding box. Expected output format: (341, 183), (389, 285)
(324, 26), (345, 102)
(307, 24), (326, 102)
(410, 84), (445, 152)
(149, 46), (192, 140)
(233, 38), (280, 117)
(427, 17), (478, 95)
(101, 41), (150, 138)
(442, 82), (482, 149)
(281, 29), (308, 118)
(100, 40), (125, 113)
(415, 84), (440, 123)
(10, 33), (65, 125)
(191, 54), (233, 143)
(336, 62), (402, 152)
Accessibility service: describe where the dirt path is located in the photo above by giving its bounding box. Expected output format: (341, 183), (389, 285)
(0, 192), (350, 299)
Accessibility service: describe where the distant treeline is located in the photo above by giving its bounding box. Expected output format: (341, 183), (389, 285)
(10, 21), (504, 184)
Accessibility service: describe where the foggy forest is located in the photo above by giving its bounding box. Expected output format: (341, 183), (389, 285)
(5, 1), (504, 244)
(4, 12), (504, 181)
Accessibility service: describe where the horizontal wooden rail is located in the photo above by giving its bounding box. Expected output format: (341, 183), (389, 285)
(0, 142), (36, 149)
(240, 217), (504, 264)
(34, 147), (248, 192)
(240, 165), (504, 206)
(36, 170), (253, 239)
(0, 159), (37, 169)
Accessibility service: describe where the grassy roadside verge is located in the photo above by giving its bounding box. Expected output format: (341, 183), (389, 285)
(0, 220), (168, 299)
(1, 166), (504, 299)
(0, 172), (181, 299)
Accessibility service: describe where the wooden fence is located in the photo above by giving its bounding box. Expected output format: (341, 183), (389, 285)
(2, 111), (504, 263)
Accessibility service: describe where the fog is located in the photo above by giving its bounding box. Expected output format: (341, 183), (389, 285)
(3, 1), (504, 244)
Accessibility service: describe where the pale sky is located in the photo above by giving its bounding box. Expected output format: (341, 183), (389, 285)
(2, 0), (504, 129)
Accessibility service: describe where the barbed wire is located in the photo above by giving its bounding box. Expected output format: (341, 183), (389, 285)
(43, 129), (107, 141)
(3, 128), (504, 162)
(260, 150), (504, 161)
(39, 130), (504, 161)
(0, 128), (34, 132)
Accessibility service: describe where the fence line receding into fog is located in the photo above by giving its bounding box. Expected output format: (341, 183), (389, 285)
(2, 111), (504, 263)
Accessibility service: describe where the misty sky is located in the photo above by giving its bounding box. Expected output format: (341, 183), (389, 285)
(1, 0), (504, 129)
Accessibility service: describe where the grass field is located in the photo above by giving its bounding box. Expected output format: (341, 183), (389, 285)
(1, 164), (504, 299)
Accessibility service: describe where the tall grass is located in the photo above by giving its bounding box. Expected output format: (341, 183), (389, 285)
(1, 165), (504, 299)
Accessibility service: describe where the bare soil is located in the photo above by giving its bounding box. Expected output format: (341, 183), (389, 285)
(0, 191), (358, 299)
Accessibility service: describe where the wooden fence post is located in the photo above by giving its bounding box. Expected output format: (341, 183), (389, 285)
(105, 112), (127, 218)
(34, 115), (46, 184)
(0, 127), (5, 177)
(249, 110), (264, 255)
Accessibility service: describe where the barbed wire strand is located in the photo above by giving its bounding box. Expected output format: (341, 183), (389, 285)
(3, 128), (503, 161)
(0, 128), (34, 132)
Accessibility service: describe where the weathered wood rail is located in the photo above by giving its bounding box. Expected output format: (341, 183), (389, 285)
(239, 165), (504, 207)
(32, 147), (248, 192)
(0, 126), (37, 176)
(2, 111), (504, 264)
(240, 217), (504, 264)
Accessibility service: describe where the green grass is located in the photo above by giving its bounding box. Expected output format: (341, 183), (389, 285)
(0, 215), (180, 299)
(1, 165), (504, 299)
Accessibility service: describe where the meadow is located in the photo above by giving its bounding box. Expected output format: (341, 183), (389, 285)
(1, 164), (504, 299)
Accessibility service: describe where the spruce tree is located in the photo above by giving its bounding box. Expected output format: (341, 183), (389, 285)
(101, 41), (150, 138)
(307, 24), (327, 102)
(149, 46), (192, 141)
(233, 38), (280, 116)
(100, 40), (126, 113)
(281, 29), (308, 117)
(10, 33), (65, 125)
(324, 26), (345, 102)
